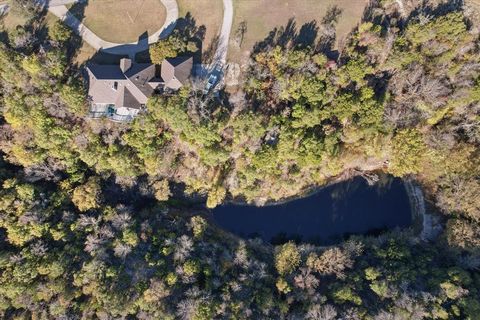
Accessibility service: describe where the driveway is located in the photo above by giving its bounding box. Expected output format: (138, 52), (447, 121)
(202, 0), (233, 92)
(214, 0), (233, 65)
(45, 0), (233, 69)
(44, 0), (82, 5)
(46, 0), (178, 58)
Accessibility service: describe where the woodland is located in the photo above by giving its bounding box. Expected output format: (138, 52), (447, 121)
(0, 0), (479, 319)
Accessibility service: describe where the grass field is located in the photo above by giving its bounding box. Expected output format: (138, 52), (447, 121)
(0, 1), (29, 32)
(229, 0), (368, 64)
(68, 0), (167, 43)
(177, 0), (223, 54)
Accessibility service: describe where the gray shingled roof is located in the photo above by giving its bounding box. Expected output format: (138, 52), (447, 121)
(87, 57), (192, 110)
(161, 56), (193, 90)
(88, 65), (126, 80)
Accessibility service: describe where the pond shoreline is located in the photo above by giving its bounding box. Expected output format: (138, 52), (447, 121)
(212, 175), (414, 245)
(222, 169), (374, 208)
(218, 172), (433, 242)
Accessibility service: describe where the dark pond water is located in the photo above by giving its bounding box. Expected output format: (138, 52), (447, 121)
(211, 177), (412, 245)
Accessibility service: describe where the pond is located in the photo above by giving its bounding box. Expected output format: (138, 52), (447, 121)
(211, 176), (413, 245)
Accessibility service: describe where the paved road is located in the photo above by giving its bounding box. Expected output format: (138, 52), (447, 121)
(47, 0), (178, 58)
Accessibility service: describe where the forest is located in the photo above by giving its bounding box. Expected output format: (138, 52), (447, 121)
(0, 0), (479, 318)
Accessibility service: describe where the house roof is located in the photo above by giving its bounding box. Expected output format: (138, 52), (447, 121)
(87, 57), (192, 109)
(88, 65), (126, 80)
(161, 56), (193, 90)
(114, 85), (143, 110)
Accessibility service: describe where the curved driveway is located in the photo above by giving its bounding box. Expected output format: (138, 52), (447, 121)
(47, 0), (233, 65)
(47, 0), (178, 57)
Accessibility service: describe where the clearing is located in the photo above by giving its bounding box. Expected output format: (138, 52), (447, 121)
(229, 0), (368, 65)
(67, 0), (167, 43)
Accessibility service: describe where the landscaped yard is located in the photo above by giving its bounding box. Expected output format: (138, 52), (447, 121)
(229, 0), (368, 64)
(68, 0), (167, 43)
(177, 0), (223, 54)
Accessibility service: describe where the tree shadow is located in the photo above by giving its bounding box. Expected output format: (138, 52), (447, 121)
(202, 34), (220, 65)
(361, 0), (464, 31)
(404, 0), (464, 27)
(322, 5), (343, 25)
(297, 21), (319, 48)
(60, 0), (88, 65)
(252, 5), (344, 57)
(175, 12), (206, 64)
(135, 12), (207, 64)
(1, 0), (50, 54)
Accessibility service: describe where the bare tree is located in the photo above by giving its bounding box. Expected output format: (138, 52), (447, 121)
(174, 235), (194, 262)
(306, 304), (338, 320)
(113, 242), (132, 259)
(234, 21), (248, 48)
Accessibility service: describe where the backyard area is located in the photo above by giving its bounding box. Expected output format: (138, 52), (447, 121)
(67, 0), (167, 43)
(229, 0), (368, 64)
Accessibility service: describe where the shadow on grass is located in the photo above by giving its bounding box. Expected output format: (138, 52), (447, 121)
(361, 0), (465, 30)
(252, 5), (344, 58)
(61, 0), (88, 65)
(135, 12), (207, 65)
(175, 12), (206, 64)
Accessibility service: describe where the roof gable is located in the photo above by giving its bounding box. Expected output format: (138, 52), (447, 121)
(161, 56), (193, 89)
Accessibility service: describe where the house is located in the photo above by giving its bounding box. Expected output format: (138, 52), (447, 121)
(86, 56), (193, 122)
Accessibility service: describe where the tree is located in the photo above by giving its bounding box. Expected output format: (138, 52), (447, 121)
(234, 21), (248, 47)
(389, 129), (426, 177)
(446, 218), (480, 251)
(152, 179), (172, 201)
(275, 242), (301, 275)
(149, 31), (197, 65)
(206, 186), (226, 209)
(48, 21), (72, 43)
(59, 82), (87, 114)
(437, 177), (480, 222)
(72, 178), (102, 212)
(306, 247), (353, 279)
(22, 55), (42, 75)
(190, 216), (207, 238)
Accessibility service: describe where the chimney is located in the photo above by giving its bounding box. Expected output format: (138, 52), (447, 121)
(120, 58), (132, 73)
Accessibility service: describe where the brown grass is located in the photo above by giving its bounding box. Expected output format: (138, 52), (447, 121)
(229, 0), (368, 64)
(68, 0), (167, 43)
(177, 0), (223, 53)
(0, 2), (29, 32)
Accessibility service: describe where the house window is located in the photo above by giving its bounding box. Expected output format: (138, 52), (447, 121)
(113, 81), (118, 91)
